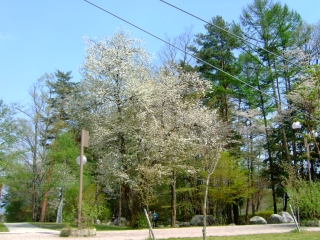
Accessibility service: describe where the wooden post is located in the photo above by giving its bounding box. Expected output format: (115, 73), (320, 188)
(77, 130), (89, 228)
(144, 208), (155, 240)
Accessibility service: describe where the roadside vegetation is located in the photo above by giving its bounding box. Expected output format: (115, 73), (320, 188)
(29, 222), (131, 231)
(163, 231), (320, 240)
(0, 222), (9, 232)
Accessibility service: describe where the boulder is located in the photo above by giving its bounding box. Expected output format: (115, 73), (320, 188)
(167, 219), (180, 226)
(279, 211), (294, 223)
(190, 215), (215, 226)
(114, 217), (127, 226)
(267, 214), (285, 224)
(249, 216), (267, 225)
(302, 219), (320, 227)
(179, 222), (191, 227)
(60, 228), (96, 237)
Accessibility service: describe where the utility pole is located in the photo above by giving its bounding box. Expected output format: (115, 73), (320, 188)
(77, 130), (89, 228)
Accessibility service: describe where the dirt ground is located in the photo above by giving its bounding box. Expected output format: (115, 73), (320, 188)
(1, 222), (320, 240)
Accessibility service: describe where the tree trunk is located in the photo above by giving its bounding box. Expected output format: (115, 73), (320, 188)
(171, 170), (177, 227)
(245, 198), (249, 224)
(233, 202), (240, 225)
(32, 121), (38, 222)
(39, 161), (54, 222)
(202, 174), (210, 240)
(283, 193), (288, 211)
(258, 84), (277, 214)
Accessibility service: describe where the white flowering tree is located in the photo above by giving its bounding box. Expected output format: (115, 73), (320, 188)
(69, 28), (226, 229)
(72, 28), (156, 226)
(139, 65), (215, 227)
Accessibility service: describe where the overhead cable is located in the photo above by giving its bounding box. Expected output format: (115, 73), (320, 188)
(160, 0), (302, 69)
(84, 0), (264, 95)
(84, 0), (315, 124)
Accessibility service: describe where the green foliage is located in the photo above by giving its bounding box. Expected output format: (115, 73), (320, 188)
(62, 204), (77, 226)
(164, 231), (320, 240)
(300, 219), (320, 227)
(2, 159), (36, 222)
(254, 210), (274, 220)
(48, 131), (79, 166)
(0, 99), (20, 178)
(30, 222), (67, 230)
(82, 201), (109, 227)
(191, 15), (241, 120)
(286, 179), (320, 219)
(81, 184), (110, 225)
(0, 222), (9, 232)
(4, 200), (32, 222)
(135, 213), (149, 229)
(29, 222), (131, 231)
(3, 3), (319, 228)
(210, 152), (253, 204)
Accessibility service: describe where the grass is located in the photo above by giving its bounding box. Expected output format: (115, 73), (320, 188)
(0, 222), (9, 232)
(162, 231), (320, 240)
(2, 222), (320, 239)
(28, 222), (66, 230)
(29, 222), (131, 231)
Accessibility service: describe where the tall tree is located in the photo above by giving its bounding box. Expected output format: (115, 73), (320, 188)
(74, 28), (155, 227)
(191, 15), (241, 121)
(70, 28), (224, 229)
(12, 78), (53, 221)
(157, 25), (196, 71)
(39, 70), (77, 222)
(0, 100), (18, 172)
(0, 100), (20, 201)
(240, 0), (304, 213)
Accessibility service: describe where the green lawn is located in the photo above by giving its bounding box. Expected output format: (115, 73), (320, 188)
(29, 222), (131, 231)
(3, 223), (319, 240)
(0, 222), (9, 232)
(163, 231), (320, 240)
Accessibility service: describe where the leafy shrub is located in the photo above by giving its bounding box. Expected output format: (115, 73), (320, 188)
(5, 200), (32, 222)
(254, 210), (274, 220)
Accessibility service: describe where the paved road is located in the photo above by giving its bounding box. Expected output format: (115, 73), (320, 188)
(1, 222), (320, 240)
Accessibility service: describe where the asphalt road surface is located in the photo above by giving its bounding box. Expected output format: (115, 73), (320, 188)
(1, 222), (320, 240)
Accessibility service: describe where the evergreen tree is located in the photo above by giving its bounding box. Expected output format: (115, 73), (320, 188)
(240, 0), (304, 213)
(39, 70), (77, 222)
(191, 15), (242, 121)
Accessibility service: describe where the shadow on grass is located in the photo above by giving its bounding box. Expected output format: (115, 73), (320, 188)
(29, 222), (131, 231)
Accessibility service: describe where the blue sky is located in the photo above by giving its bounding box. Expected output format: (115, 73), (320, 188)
(1, 0), (319, 104)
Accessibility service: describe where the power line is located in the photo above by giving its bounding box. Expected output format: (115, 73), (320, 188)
(83, 0), (315, 124)
(84, 0), (265, 95)
(159, 1), (320, 124)
(160, 0), (301, 69)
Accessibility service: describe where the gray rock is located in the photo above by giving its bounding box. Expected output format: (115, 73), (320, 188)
(114, 217), (127, 226)
(190, 215), (215, 226)
(249, 216), (267, 225)
(179, 222), (191, 227)
(302, 219), (320, 226)
(279, 211), (294, 223)
(267, 214), (285, 224)
(167, 219), (180, 225)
